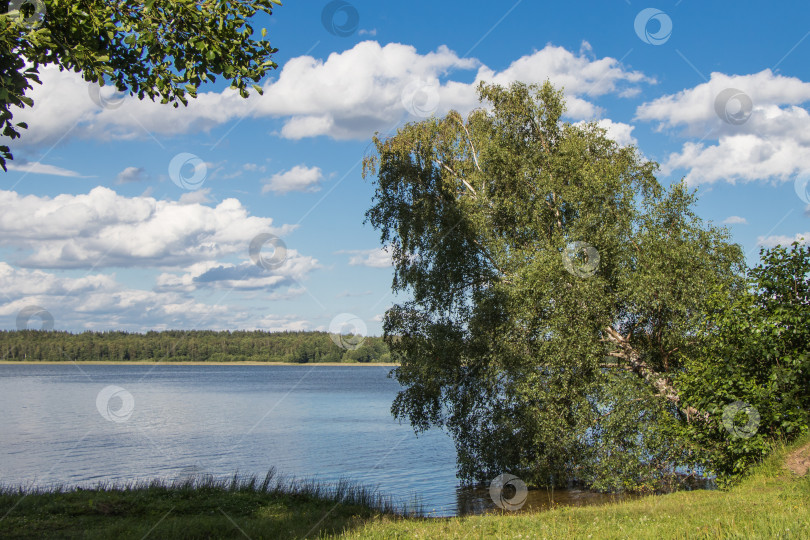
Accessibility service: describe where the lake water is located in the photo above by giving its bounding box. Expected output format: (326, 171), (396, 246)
(0, 364), (633, 516)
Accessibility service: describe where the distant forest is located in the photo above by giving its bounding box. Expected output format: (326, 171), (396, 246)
(0, 330), (392, 363)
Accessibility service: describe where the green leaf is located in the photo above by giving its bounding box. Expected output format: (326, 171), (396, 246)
(0, 0), (280, 169)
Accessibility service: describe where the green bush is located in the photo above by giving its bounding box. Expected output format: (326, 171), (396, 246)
(677, 241), (810, 482)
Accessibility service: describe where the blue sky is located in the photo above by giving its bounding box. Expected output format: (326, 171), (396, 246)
(3, 0), (810, 335)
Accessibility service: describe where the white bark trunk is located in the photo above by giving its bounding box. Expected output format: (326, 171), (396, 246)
(603, 326), (709, 422)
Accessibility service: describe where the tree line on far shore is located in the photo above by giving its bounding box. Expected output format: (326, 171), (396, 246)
(0, 330), (391, 364)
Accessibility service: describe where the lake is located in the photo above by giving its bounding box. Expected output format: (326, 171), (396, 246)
(0, 364), (632, 516)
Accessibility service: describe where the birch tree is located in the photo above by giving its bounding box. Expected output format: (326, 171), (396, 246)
(364, 81), (745, 490)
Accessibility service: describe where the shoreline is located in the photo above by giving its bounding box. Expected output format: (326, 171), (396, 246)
(0, 360), (400, 366)
(2, 438), (807, 537)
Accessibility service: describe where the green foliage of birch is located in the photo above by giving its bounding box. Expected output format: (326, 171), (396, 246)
(364, 81), (745, 490)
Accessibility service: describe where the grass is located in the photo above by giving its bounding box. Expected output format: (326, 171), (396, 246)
(1, 437), (808, 539)
(0, 470), (420, 539)
(347, 435), (810, 539)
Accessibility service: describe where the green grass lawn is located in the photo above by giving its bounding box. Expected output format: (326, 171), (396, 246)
(347, 453), (810, 539)
(0, 472), (416, 539)
(2, 438), (808, 539)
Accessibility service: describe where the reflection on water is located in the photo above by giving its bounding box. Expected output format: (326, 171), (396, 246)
(0, 364), (464, 514)
(454, 473), (715, 516)
(455, 485), (638, 517)
(0, 364), (711, 517)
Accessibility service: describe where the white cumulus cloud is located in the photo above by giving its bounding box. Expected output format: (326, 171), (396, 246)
(0, 186), (295, 269)
(0, 263), (238, 332)
(757, 233), (809, 248)
(10, 41), (653, 151)
(341, 247), (393, 268)
(262, 165), (324, 194)
(636, 69), (810, 185)
(116, 166), (149, 184)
